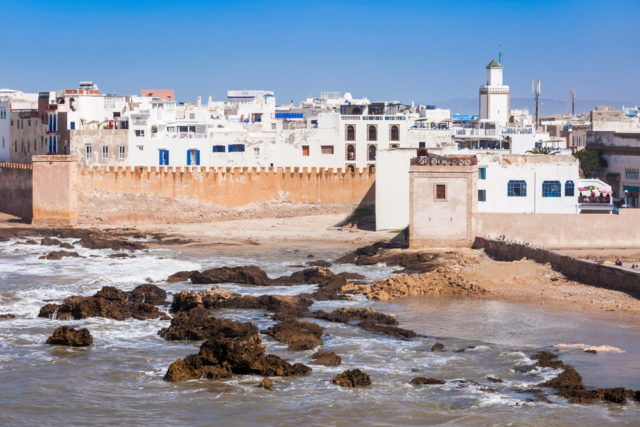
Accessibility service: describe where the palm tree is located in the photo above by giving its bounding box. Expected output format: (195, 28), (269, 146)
(526, 146), (560, 155)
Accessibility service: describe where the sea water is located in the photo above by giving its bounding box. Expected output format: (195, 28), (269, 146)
(0, 237), (638, 426)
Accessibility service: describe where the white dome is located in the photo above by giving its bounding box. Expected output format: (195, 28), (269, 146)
(343, 92), (353, 102)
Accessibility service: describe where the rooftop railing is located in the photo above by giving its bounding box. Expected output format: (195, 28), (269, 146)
(411, 155), (477, 166)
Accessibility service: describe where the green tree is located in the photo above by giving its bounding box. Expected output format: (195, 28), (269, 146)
(151, 125), (158, 134)
(572, 149), (606, 177)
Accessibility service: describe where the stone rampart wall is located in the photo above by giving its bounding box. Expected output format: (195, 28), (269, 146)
(76, 165), (375, 208)
(473, 237), (640, 300)
(0, 163), (33, 221)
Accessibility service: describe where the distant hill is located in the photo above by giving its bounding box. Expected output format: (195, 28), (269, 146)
(434, 97), (638, 116)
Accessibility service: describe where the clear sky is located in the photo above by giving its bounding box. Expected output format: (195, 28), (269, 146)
(1, 0), (638, 105)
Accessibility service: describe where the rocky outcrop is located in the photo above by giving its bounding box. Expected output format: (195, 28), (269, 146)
(159, 306), (258, 341)
(342, 268), (486, 301)
(312, 307), (416, 339)
(167, 270), (196, 283)
(46, 326), (93, 347)
(38, 284), (168, 321)
(0, 313), (16, 319)
(38, 251), (82, 260)
(259, 377), (273, 390)
(77, 235), (145, 251)
(331, 369), (371, 387)
(310, 350), (341, 366)
(261, 320), (323, 351)
(410, 377), (445, 385)
(532, 351), (639, 404)
(190, 266), (272, 286)
(163, 334), (311, 382)
(431, 343), (445, 352)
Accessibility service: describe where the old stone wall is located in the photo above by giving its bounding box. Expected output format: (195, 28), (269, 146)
(474, 237), (640, 300)
(473, 210), (640, 248)
(75, 165), (375, 220)
(0, 162), (33, 220)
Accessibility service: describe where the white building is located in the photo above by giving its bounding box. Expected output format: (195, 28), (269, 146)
(479, 58), (510, 127)
(0, 97), (9, 162)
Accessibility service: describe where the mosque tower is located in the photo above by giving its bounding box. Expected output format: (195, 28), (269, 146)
(479, 58), (510, 126)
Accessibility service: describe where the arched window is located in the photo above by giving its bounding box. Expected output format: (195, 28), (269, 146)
(368, 145), (376, 161)
(507, 180), (527, 197)
(368, 125), (377, 141)
(346, 125), (355, 141)
(542, 181), (561, 197)
(390, 125), (399, 141)
(346, 144), (356, 161)
(565, 180), (575, 197)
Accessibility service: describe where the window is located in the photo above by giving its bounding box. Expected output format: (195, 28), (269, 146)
(507, 180), (527, 197)
(368, 144), (376, 161)
(119, 146), (126, 159)
(542, 181), (561, 197)
(302, 145), (309, 156)
(85, 145), (92, 159)
(565, 180), (575, 197)
(253, 147), (260, 156)
(167, 126), (175, 132)
(212, 145), (225, 153)
(271, 123), (276, 130)
(187, 149), (200, 165)
(435, 184), (447, 200)
(346, 144), (356, 161)
(390, 125), (399, 141)
(479, 167), (486, 180)
(137, 145), (144, 151)
(228, 144), (245, 152)
(625, 168), (639, 180)
(102, 146), (109, 159)
(159, 149), (169, 165)
(70, 121), (75, 130)
(28, 120), (31, 127)
(368, 125), (377, 141)
(419, 142), (426, 148)
(346, 125), (355, 141)
(135, 129), (145, 137)
(347, 164), (355, 173)
(321, 145), (334, 154)
(478, 189), (486, 202)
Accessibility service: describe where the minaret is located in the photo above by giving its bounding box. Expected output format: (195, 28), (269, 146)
(479, 58), (510, 126)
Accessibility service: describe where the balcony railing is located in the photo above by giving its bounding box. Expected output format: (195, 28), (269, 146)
(411, 155), (477, 166)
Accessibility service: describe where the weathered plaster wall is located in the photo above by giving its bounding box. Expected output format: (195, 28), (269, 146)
(473, 210), (640, 248)
(0, 162), (32, 220)
(32, 155), (78, 226)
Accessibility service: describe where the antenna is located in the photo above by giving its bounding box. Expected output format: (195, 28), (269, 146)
(498, 44), (503, 64)
(570, 89), (576, 115)
(532, 80), (541, 128)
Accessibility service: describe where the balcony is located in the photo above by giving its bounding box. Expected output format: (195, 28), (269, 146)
(411, 154), (477, 166)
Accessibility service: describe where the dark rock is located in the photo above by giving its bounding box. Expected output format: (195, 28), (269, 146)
(410, 377), (445, 385)
(38, 285), (168, 321)
(312, 307), (398, 325)
(78, 234), (146, 251)
(584, 349), (597, 354)
(164, 334), (312, 382)
(38, 251), (82, 260)
(167, 270), (196, 283)
(487, 376), (503, 383)
(431, 343), (445, 352)
(261, 319), (323, 351)
(337, 272), (366, 280)
(331, 369), (371, 387)
(306, 260), (332, 267)
(310, 350), (341, 366)
(108, 252), (132, 259)
(358, 320), (416, 339)
(259, 377), (273, 390)
(41, 237), (63, 246)
(190, 266), (272, 286)
(0, 313), (16, 319)
(601, 387), (627, 404)
(159, 306), (258, 341)
(46, 326), (93, 346)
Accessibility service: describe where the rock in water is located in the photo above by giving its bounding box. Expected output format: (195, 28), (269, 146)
(410, 377), (445, 385)
(431, 343), (445, 352)
(331, 369), (371, 387)
(259, 377), (273, 390)
(310, 350), (341, 366)
(261, 320), (323, 351)
(38, 251), (82, 260)
(46, 326), (93, 346)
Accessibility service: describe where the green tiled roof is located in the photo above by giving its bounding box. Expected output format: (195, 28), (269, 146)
(486, 58), (503, 69)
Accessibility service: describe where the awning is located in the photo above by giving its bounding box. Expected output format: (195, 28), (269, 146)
(623, 185), (639, 192)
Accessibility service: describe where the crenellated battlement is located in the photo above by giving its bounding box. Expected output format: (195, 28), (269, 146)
(78, 165), (375, 176)
(0, 162), (34, 170)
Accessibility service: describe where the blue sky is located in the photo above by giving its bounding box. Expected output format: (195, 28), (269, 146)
(1, 0), (638, 105)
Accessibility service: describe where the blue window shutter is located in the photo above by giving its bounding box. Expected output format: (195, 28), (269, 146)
(70, 121), (75, 130)
(196, 150), (200, 165)
(187, 150), (191, 165)
(159, 150), (163, 165)
(166, 150), (169, 165)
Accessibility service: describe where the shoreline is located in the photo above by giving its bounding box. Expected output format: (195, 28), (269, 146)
(2, 212), (640, 324)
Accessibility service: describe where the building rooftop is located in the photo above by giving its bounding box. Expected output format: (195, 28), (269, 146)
(486, 58), (503, 69)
